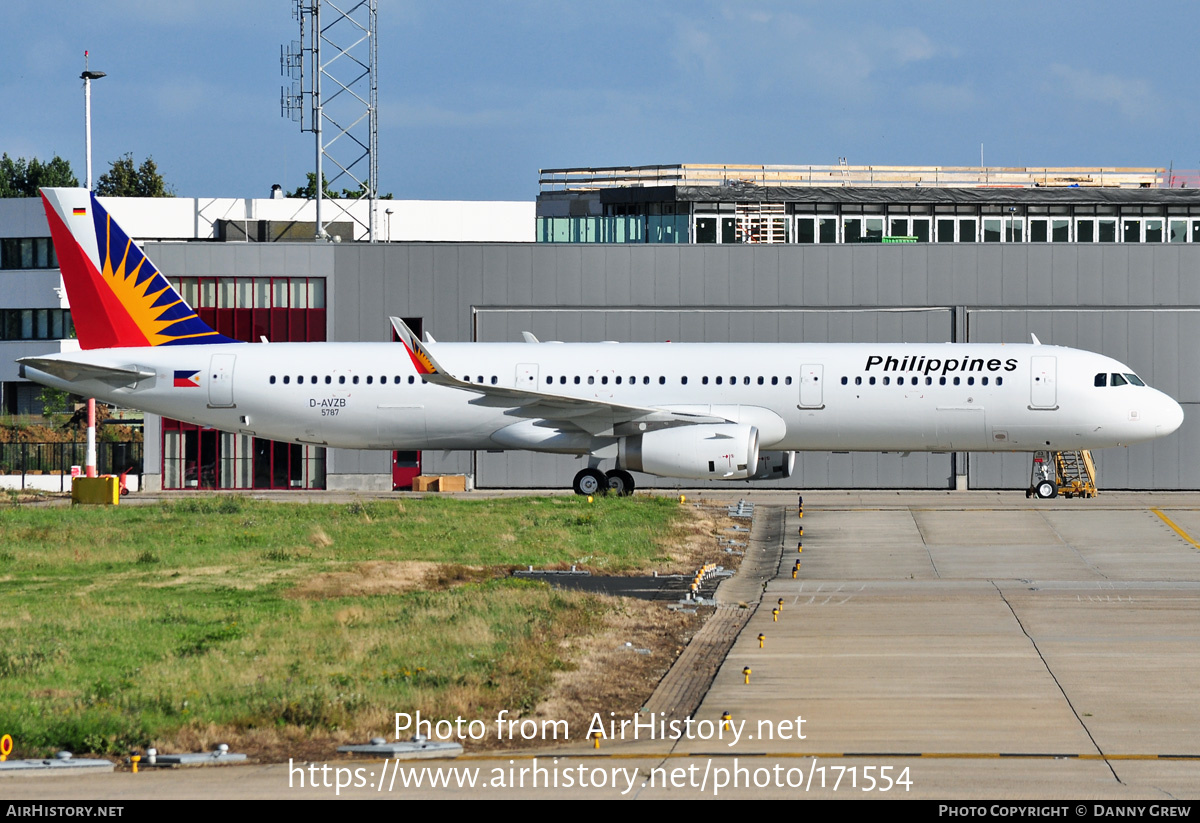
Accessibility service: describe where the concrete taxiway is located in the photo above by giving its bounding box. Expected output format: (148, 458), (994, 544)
(6, 491), (1200, 799)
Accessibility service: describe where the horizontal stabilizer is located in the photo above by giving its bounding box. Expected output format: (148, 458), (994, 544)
(19, 356), (155, 386)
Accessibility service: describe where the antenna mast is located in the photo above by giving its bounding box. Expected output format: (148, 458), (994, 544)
(281, 0), (378, 241)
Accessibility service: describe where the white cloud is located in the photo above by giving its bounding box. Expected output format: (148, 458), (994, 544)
(907, 81), (977, 112)
(1048, 63), (1159, 120)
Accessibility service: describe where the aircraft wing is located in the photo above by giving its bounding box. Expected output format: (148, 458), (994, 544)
(390, 317), (728, 435)
(19, 356), (156, 387)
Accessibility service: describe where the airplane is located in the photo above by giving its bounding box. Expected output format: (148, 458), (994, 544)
(18, 188), (1185, 498)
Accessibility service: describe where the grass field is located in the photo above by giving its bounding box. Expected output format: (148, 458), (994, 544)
(0, 495), (704, 758)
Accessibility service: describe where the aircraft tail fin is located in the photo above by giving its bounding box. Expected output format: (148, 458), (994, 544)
(39, 188), (238, 349)
(390, 316), (454, 381)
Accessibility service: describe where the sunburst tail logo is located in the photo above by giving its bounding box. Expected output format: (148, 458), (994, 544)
(40, 189), (241, 349)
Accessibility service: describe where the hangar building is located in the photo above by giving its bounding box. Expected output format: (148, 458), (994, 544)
(3, 163), (1198, 492)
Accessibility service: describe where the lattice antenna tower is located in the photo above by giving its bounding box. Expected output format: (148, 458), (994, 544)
(281, 0), (378, 241)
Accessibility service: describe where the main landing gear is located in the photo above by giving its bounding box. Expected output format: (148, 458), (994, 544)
(572, 468), (635, 497)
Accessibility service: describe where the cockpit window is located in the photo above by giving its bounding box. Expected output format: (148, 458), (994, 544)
(1126, 373), (1146, 386)
(1095, 373), (1107, 387)
(1110, 373), (1128, 386)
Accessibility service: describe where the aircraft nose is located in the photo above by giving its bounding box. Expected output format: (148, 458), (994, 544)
(1156, 393), (1185, 437)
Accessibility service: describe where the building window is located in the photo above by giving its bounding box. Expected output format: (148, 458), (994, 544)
(0, 237), (57, 270)
(0, 309), (73, 341)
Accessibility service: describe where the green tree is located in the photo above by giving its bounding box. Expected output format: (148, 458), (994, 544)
(286, 171), (338, 200)
(95, 154), (173, 197)
(287, 172), (391, 199)
(0, 154), (79, 197)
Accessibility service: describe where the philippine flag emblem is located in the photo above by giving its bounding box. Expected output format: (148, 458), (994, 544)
(173, 370), (201, 388)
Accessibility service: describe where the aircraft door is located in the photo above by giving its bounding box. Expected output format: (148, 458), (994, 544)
(1030, 356), (1057, 408)
(208, 353), (236, 408)
(799, 364), (824, 409)
(516, 363), (539, 390)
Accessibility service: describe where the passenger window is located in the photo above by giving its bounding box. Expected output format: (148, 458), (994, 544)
(981, 377), (988, 386)
(716, 376), (723, 385)
(601, 376), (608, 384)
(785, 377), (792, 385)
(996, 377), (1003, 386)
(925, 377), (932, 385)
(616, 376), (622, 384)
(967, 377), (974, 385)
(587, 376), (594, 385)
(353, 376), (359, 384)
(339, 376), (346, 384)
(283, 376), (290, 384)
(660, 376), (666, 385)
(366, 376), (372, 384)
(408, 376), (414, 384)
(841, 376), (848, 385)
(392, 376), (399, 384)
(702, 376), (709, 385)
(953, 377), (960, 385)
(270, 375), (276, 384)
(1111, 373), (1127, 386)
(939, 377), (946, 385)
(643, 376), (649, 384)
(896, 376), (904, 386)
(574, 376), (580, 384)
(681, 376), (687, 385)
(771, 377), (778, 385)
(757, 376), (764, 385)
(491, 376), (497, 385)
(855, 376), (862, 386)
(560, 376), (567, 384)
(1095, 373), (1107, 387)
(298, 376), (304, 384)
(883, 376), (890, 386)
(869, 377), (876, 385)
(546, 376), (552, 385)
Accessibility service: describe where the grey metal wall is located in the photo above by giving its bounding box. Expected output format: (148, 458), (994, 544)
(139, 240), (1199, 490)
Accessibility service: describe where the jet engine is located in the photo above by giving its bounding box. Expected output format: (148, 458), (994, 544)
(619, 424), (759, 480)
(748, 450), (796, 480)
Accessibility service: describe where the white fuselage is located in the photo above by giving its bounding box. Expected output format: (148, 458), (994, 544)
(21, 341), (1185, 456)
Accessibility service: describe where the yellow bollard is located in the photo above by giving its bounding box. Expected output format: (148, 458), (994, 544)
(722, 712), (732, 730)
(798, 526), (803, 536)
(743, 667), (752, 684)
(758, 633), (765, 648)
(587, 495), (593, 504)
(592, 731), (601, 749)
(792, 567), (797, 579)
(772, 608), (779, 622)
(679, 495), (686, 503)
(0, 734), (11, 762)
(131, 754), (140, 774)
(777, 598), (784, 612)
(797, 542), (803, 553)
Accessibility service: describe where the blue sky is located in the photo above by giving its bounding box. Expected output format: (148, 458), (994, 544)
(3, 1), (1198, 201)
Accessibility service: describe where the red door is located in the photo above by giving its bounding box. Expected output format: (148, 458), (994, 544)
(393, 450), (421, 491)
